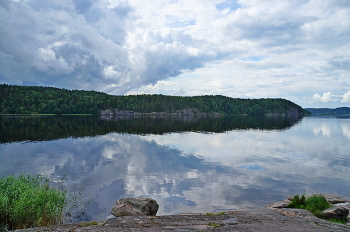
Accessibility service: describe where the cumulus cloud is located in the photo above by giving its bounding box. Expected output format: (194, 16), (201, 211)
(312, 92), (338, 103)
(312, 91), (350, 104)
(0, 0), (350, 107)
(341, 91), (350, 103)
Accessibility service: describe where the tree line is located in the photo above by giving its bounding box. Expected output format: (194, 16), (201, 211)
(0, 84), (305, 115)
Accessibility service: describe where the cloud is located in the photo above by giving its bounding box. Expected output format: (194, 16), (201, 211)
(0, 0), (216, 93)
(328, 55), (350, 70)
(0, 0), (350, 107)
(312, 90), (350, 104)
(341, 91), (350, 103)
(312, 92), (339, 103)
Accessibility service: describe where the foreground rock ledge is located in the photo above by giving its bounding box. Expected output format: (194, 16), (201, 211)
(14, 208), (350, 232)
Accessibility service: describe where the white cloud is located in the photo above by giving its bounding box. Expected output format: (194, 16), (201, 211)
(312, 92), (339, 103)
(341, 91), (350, 103)
(0, 0), (350, 107)
(35, 47), (74, 73)
(312, 90), (350, 104)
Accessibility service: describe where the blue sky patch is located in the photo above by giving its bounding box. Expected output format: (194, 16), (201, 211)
(167, 16), (196, 28)
(241, 56), (267, 62)
(216, 0), (241, 11)
(239, 164), (266, 171)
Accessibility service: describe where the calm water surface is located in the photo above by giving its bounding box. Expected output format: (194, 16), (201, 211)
(0, 115), (349, 221)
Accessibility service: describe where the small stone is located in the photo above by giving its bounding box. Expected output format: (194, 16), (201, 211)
(111, 198), (159, 217)
(319, 207), (349, 220)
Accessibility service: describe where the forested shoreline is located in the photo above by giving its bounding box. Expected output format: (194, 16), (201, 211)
(0, 84), (304, 116)
(304, 107), (350, 115)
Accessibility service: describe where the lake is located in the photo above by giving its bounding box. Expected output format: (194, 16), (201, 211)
(1, 115), (350, 221)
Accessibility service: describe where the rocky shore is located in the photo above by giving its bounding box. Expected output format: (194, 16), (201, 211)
(13, 194), (350, 232)
(100, 108), (222, 116)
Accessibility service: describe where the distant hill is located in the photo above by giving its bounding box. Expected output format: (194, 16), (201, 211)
(304, 107), (350, 115)
(0, 84), (305, 116)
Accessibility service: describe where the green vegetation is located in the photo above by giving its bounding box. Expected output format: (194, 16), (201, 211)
(78, 221), (99, 227)
(287, 194), (350, 225)
(327, 218), (348, 225)
(0, 174), (89, 230)
(288, 194), (307, 209)
(0, 174), (66, 230)
(303, 109), (311, 115)
(205, 212), (226, 216)
(288, 194), (332, 217)
(207, 222), (222, 227)
(0, 84), (304, 116)
(304, 107), (350, 115)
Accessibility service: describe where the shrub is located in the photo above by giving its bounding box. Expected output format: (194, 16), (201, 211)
(288, 194), (306, 209)
(288, 194), (331, 216)
(305, 194), (331, 216)
(0, 174), (67, 230)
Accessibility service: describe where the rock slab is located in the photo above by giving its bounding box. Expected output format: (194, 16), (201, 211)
(322, 194), (350, 204)
(265, 199), (291, 208)
(111, 198), (159, 217)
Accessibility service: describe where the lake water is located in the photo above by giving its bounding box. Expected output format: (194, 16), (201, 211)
(1, 115), (350, 221)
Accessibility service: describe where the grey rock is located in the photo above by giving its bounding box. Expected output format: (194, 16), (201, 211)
(13, 208), (350, 232)
(273, 208), (315, 218)
(111, 198), (159, 217)
(334, 202), (350, 207)
(322, 194), (350, 204)
(100, 109), (136, 116)
(334, 202), (350, 217)
(319, 206), (349, 220)
(265, 199), (291, 208)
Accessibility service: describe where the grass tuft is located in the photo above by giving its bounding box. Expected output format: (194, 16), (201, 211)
(305, 194), (332, 216)
(327, 218), (348, 224)
(288, 194), (307, 209)
(288, 194), (331, 217)
(207, 222), (222, 227)
(78, 221), (98, 227)
(0, 173), (89, 230)
(0, 174), (66, 230)
(205, 212), (226, 216)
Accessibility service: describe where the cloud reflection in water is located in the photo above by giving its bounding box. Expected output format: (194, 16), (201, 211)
(0, 116), (350, 221)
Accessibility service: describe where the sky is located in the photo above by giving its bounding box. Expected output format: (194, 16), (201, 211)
(0, 0), (350, 108)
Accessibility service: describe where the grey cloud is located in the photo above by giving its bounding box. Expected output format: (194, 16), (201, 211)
(224, 1), (311, 44)
(140, 43), (207, 86)
(328, 55), (350, 70)
(0, 0), (131, 91)
(71, 0), (94, 14)
(112, 2), (135, 19)
(224, 0), (350, 52)
(150, 29), (194, 46)
(0, 0), (10, 9)
(0, 0), (212, 94)
(2, 0), (349, 99)
(242, 60), (289, 70)
(330, 0), (350, 8)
